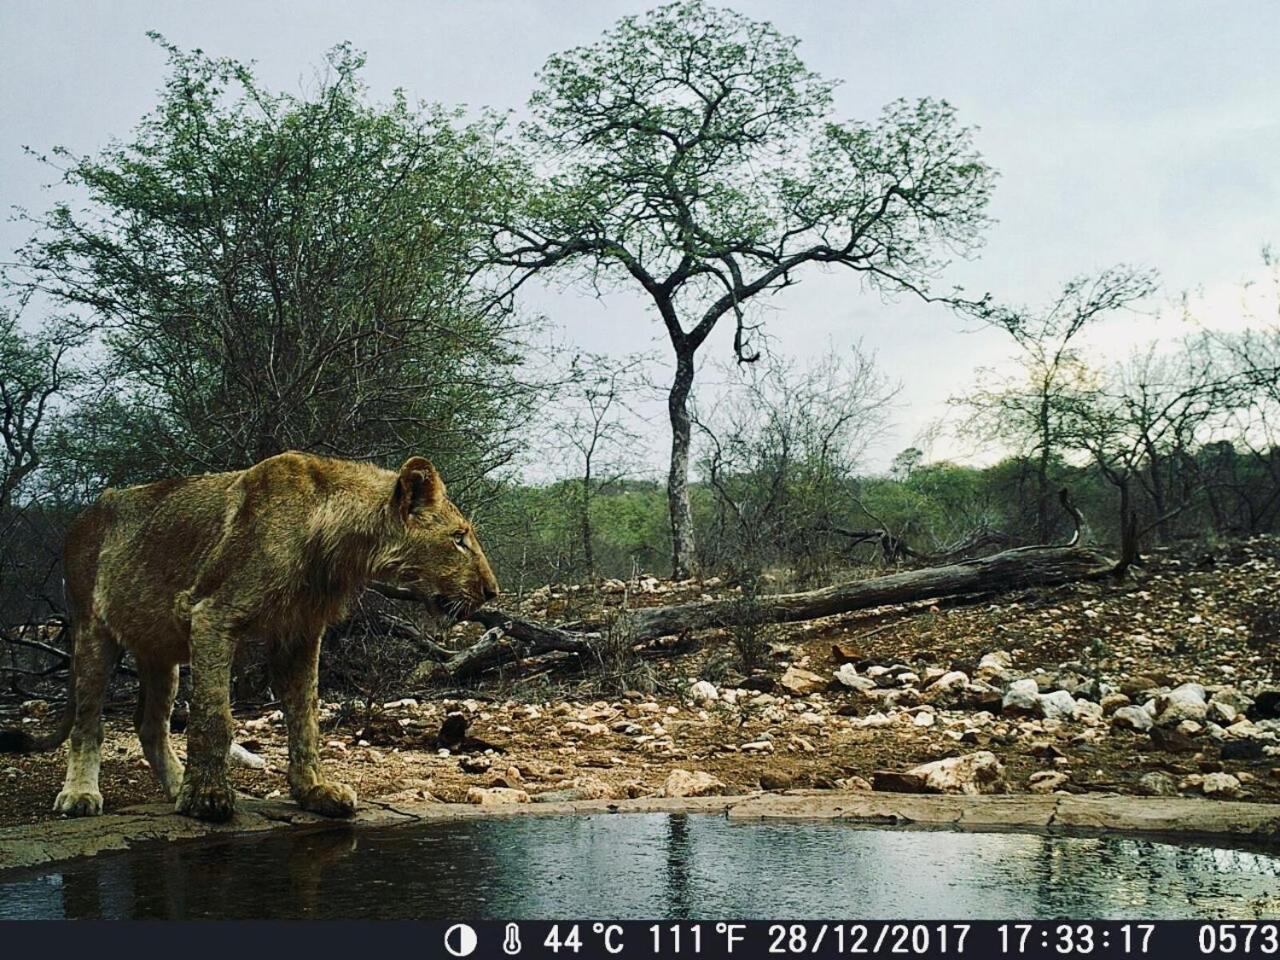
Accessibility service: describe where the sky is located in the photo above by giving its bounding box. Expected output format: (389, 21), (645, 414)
(2, 0), (1278, 473)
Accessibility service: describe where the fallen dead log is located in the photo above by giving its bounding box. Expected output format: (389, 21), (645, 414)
(619, 542), (1116, 639)
(435, 620), (600, 678)
(372, 538), (1116, 678)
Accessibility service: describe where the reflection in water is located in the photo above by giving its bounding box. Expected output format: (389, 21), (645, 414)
(1, 815), (1277, 920)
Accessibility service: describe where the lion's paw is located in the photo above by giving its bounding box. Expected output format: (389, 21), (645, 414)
(295, 781), (357, 818)
(175, 780), (237, 822)
(54, 787), (103, 817)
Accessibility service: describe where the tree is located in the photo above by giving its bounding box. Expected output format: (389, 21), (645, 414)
(692, 345), (895, 578)
(549, 354), (644, 578)
(0, 312), (82, 641)
(11, 39), (534, 495)
(958, 266), (1157, 541)
(1065, 338), (1231, 563)
(488, 0), (995, 577)
(0, 313), (78, 514)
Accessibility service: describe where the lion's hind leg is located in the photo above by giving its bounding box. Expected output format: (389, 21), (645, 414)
(54, 618), (118, 817)
(271, 636), (356, 818)
(134, 657), (184, 800)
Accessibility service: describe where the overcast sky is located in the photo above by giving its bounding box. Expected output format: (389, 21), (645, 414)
(2, 1), (1277, 471)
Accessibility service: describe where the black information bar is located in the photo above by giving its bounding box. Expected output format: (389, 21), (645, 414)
(3, 920), (1279, 958)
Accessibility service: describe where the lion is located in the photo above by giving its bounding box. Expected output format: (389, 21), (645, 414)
(0, 452), (499, 822)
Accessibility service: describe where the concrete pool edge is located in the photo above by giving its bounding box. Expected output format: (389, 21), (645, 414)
(2, 790), (1278, 871)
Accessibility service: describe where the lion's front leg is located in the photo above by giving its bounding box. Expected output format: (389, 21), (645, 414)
(272, 636), (356, 818)
(175, 602), (238, 822)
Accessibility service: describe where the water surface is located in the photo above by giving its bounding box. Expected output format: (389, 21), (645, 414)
(1, 814), (1277, 919)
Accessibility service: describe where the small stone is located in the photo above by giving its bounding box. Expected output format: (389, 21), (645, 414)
(1200, 772), (1242, 799)
(928, 671), (969, 694)
(661, 769), (725, 798)
(1150, 726), (1199, 753)
(1208, 701), (1238, 724)
(1038, 690), (1079, 721)
(1112, 706), (1154, 732)
(466, 787), (530, 805)
(834, 664), (876, 691)
(459, 754), (492, 774)
(688, 680), (719, 705)
(976, 651), (1013, 681)
(871, 770), (929, 793)
(740, 740), (774, 752)
(759, 770), (793, 791)
(228, 742), (266, 769)
(1153, 683), (1208, 726)
(880, 751), (1006, 796)
(830, 642), (862, 663)
(1136, 771), (1179, 797)
(1027, 770), (1069, 793)
(780, 666), (828, 697)
(1100, 693), (1131, 715)
(1002, 678), (1040, 715)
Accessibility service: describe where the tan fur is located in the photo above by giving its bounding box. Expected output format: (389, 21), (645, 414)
(47, 451), (498, 821)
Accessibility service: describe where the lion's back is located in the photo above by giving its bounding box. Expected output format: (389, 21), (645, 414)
(68, 470), (243, 645)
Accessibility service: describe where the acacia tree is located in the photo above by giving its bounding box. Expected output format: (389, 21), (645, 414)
(958, 266), (1157, 541)
(488, 0), (995, 577)
(11, 39), (533, 495)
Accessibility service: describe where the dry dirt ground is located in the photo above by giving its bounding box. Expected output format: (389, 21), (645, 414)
(3, 538), (1279, 827)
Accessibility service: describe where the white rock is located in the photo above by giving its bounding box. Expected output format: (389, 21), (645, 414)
(929, 670), (969, 693)
(1154, 683), (1208, 726)
(1112, 706), (1154, 732)
(466, 787), (530, 806)
(835, 664), (876, 691)
(1038, 690), (1079, 721)
(661, 769), (725, 798)
(907, 751), (1006, 795)
(1002, 678), (1040, 714)
(688, 680), (719, 705)
(780, 666), (827, 696)
(913, 711), (936, 728)
(1075, 699), (1104, 722)
(1200, 772), (1242, 799)
(228, 742), (266, 769)
(1027, 770), (1069, 794)
(1208, 700), (1238, 724)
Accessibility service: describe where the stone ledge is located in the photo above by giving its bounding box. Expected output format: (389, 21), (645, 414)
(2, 790), (1276, 873)
(726, 791), (1280, 840)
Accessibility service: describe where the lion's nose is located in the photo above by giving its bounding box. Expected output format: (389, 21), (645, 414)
(483, 582), (499, 602)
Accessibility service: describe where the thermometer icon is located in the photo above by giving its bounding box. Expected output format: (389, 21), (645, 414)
(503, 923), (523, 955)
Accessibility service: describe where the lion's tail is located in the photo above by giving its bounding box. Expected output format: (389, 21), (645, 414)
(0, 625), (75, 754)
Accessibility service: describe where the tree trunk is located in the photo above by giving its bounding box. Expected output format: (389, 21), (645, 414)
(395, 541), (1117, 677)
(580, 469), (594, 579)
(667, 349), (698, 579)
(1036, 396), (1052, 543)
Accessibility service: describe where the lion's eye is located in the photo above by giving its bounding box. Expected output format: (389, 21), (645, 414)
(453, 530), (470, 552)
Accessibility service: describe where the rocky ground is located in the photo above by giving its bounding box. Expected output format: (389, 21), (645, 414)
(2, 537), (1279, 827)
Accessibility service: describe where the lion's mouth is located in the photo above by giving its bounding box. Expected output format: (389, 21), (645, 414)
(424, 592), (481, 622)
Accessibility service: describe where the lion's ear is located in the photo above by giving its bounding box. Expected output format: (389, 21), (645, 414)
(393, 456), (445, 519)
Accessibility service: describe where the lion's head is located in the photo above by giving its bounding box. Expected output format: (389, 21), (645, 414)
(383, 456), (499, 618)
